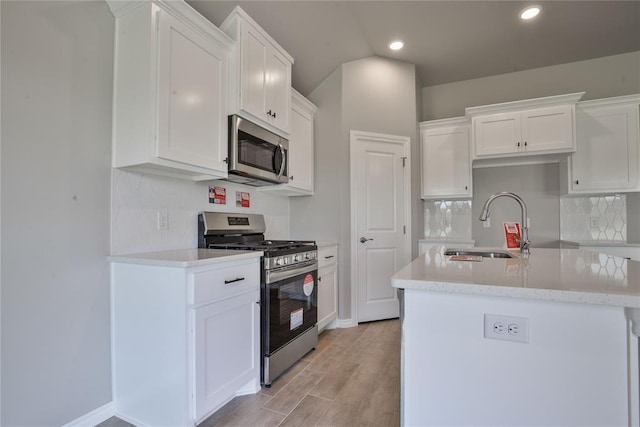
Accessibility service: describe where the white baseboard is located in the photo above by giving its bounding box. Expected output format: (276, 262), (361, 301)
(335, 318), (357, 328)
(62, 402), (114, 427)
(114, 411), (148, 427)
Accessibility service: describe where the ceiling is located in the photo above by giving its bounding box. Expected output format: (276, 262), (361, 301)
(187, 1), (640, 97)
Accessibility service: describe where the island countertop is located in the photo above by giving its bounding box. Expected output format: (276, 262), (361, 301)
(392, 246), (640, 308)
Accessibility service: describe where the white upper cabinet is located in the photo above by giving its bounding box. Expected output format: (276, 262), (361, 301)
(467, 93), (584, 163)
(260, 89), (317, 196)
(420, 117), (472, 199)
(222, 7), (293, 136)
(108, 1), (232, 180)
(561, 95), (640, 195)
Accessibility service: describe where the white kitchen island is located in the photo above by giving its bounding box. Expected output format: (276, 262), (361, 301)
(392, 247), (640, 427)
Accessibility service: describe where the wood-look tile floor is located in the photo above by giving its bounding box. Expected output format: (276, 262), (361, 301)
(98, 319), (400, 427)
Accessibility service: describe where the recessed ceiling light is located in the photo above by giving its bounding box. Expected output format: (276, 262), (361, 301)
(519, 5), (541, 20)
(389, 40), (404, 51)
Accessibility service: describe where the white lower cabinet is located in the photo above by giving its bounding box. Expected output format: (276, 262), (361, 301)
(194, 290), (259, 421)
(111, 255), (261, 426)
(561, 95), (640, 195)
(317, 244), (338, 331)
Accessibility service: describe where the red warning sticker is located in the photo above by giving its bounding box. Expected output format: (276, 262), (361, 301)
(303, 274), (314, 296)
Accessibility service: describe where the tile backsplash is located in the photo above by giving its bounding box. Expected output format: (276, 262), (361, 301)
(424, 200), (473, 239)
(111, 169), (290, 255)
(425, 195), (628, 243)
(560, 195), (626, 242)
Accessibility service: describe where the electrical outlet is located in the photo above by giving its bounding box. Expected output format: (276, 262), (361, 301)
(483, 217), (491, 228)
(484, 314), (529, 343)
(157, 210), (168, 231)
(590, 217), (599, 228)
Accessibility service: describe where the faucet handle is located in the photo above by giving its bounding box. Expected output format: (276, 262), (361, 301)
(515, 237), (531, 255)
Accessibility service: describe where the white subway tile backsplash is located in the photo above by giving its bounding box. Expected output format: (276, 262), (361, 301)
(111, 170), (290, 255)
(560, 195), (626, 242)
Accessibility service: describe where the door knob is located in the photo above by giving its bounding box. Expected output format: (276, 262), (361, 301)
(360, 237), (374, 243)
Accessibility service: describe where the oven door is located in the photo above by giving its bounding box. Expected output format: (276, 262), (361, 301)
(263, 263), (318, 355)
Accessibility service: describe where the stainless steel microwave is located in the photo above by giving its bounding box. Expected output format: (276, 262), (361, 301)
(226, 115), (288, 186)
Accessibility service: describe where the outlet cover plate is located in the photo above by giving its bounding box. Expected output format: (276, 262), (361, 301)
(484, 313), (529, 343)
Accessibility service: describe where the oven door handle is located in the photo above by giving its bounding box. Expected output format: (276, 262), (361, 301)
(265, 261), (317, 284)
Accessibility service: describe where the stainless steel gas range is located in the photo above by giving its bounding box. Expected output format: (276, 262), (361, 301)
(198, 212), (318, 386)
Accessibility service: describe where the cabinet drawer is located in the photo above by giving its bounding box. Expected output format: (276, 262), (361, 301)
(191, 262), (260, 305)
(318, 245), (338, 269)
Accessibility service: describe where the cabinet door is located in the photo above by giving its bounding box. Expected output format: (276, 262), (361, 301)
(266, 49), (291, 132)
(317, 265), (337, 331)
(157, 10), (228, 173)
(239, 22), (268, 120)
(421, 125), (471, 199)
(473, 112), (521, 157)
(521, 106), (574, 153)
(571, 104), (639, 193)
(287, 100), (314, 193)
(194, 290), (259, 421)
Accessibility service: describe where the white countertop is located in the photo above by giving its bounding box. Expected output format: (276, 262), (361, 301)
(108, 248), (263, 268)
(392, 246), (640, 308)
(316, 241), (338, 248)
(560, 240), (640, 247)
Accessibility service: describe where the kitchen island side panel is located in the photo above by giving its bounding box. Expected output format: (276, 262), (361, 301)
(403, 289), (632, 426)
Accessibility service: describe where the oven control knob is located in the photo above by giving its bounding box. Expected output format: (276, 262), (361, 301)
(293, 254), (301, 262)
(275, 257), (284, 266)
(304, 253), (310, 260)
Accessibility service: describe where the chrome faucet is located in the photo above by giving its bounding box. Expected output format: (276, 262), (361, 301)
(479, 192), (531, 255)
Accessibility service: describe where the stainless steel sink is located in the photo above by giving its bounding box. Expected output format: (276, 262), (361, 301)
(444, 248), (517, 259)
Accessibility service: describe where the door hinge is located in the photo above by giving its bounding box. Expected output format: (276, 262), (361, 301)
(402, 157), (407, 167)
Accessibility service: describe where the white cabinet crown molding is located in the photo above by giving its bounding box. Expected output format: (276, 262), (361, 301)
(577, 94), (640, 109)
(220, 6), (294, 64)
(292, 88), (318, 114)
(465, 92), (585, 118)
(107, 0), (234, 50)
(420, 116), (468, 129)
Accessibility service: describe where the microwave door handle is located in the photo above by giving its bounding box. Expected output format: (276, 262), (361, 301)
(276, 144), (286, 180)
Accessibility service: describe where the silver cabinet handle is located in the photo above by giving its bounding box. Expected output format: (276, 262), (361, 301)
(360, 237), (374, 243)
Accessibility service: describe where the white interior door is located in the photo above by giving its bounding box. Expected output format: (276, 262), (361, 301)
(351, 131), (410, 323)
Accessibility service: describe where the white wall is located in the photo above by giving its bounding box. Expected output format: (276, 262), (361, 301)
(1, 1), (114, 424)
(422, 51), (640, 121)
(472, 164), (560, 248)
(112, 171), (290, 255)
(290, 56), (418, 321)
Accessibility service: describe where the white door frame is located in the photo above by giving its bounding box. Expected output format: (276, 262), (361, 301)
(349, 130), (411, 324)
